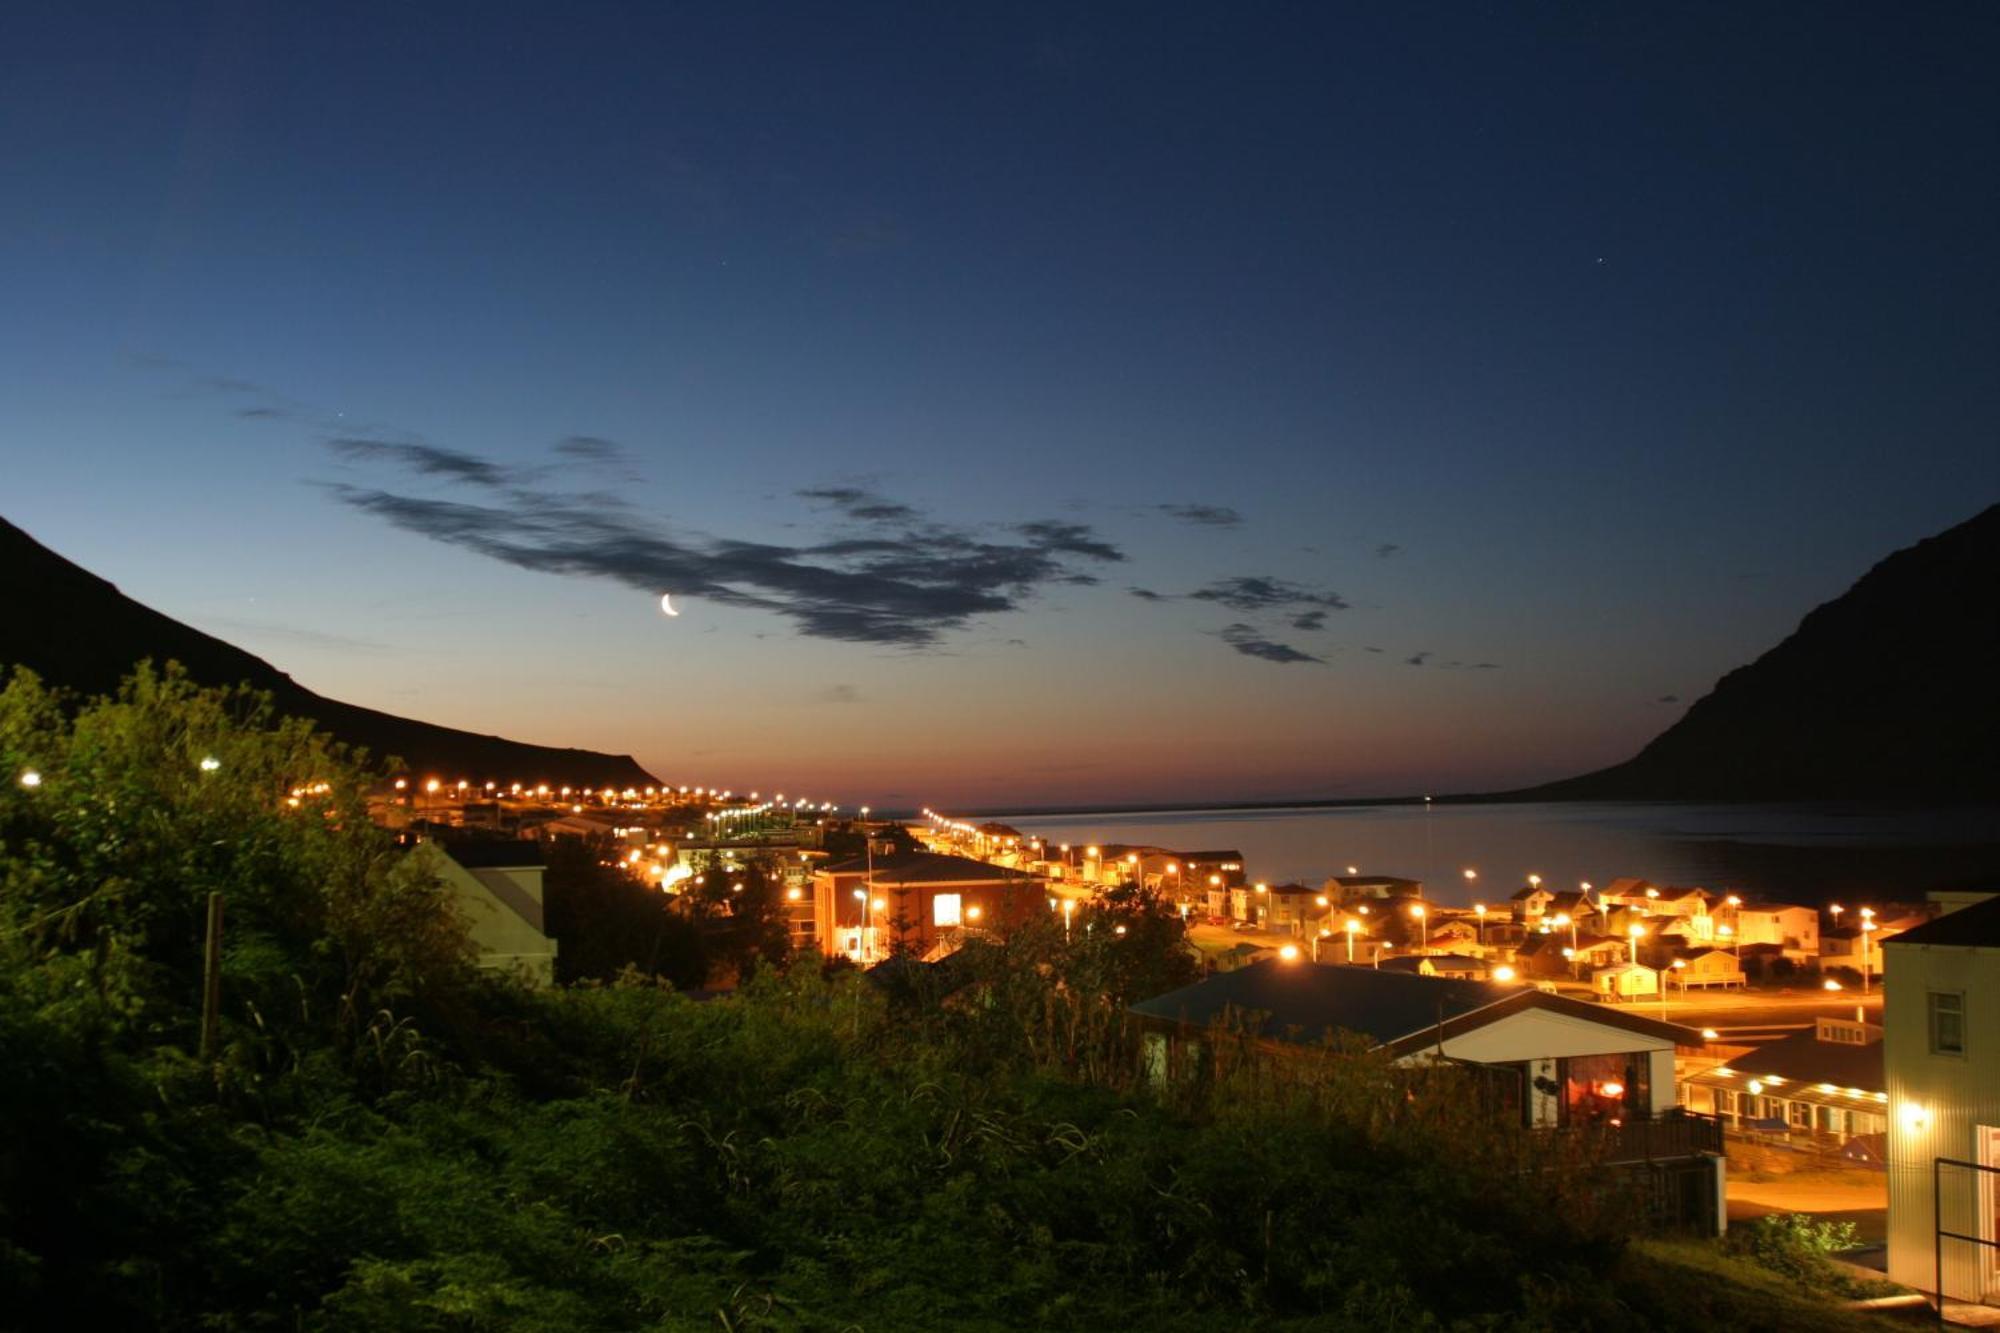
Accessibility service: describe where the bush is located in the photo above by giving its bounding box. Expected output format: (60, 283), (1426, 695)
(1725, 1212), (1886, 1297)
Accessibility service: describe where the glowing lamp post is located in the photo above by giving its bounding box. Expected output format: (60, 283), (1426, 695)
(1860, 910), (1877, 994)
(1344, 918), (1359, 964)
(1411, 903), (1428, 951)
(1474, 902), (1486, 947)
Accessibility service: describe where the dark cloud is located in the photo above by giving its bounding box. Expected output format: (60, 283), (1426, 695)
(1015, 520), (1124, 563)
(1405, 651), (1432, 667)
(1364, 646), (1384, 654)
(329, 438), (514, 488)
(1128, 587), (1164, 602)
(1376, 542), (1401, 558)
(818, 684), (862, 704)
(1216, 623), (1323, 665)
(236, 406), (290, 420)
(553, 435), (623, 462)
(1157, 503), (1243, 528)
(1189, 576), (1348, 614)
(1657, 693), (1680, 704)
(324, 451), (1123, 648)
(1291, 610), (1328, 632)
(797, 486), (921, 524)
(1472, 662), (1501, 670)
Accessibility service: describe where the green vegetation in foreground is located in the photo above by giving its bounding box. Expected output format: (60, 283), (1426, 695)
(0, 666), (1909, 1330)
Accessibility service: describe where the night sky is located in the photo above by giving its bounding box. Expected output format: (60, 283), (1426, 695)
(5, 4), (1997, 808)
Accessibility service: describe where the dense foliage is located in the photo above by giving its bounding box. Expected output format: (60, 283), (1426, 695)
(0, 666), (1901, 1329)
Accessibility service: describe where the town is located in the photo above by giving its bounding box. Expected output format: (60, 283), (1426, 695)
(384, 776), (1998, 1313)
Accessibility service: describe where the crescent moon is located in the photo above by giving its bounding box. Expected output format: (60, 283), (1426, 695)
(659, 593), (680, 617)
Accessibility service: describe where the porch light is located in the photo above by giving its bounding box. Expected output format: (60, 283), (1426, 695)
(1278, 944), (1300, 961)
(1600, 1081), (1625, 1098)
(1701, 1029), (1719, 1041)
(1898, 1102), (1930, 1132)
(1492, 965), (1517, 982)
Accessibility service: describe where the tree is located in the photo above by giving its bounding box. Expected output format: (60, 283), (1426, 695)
(540, 835), (707, 988)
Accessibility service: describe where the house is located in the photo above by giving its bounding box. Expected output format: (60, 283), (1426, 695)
(812, 847), (1047, 963)
(1681, 1015), (1887, 1144)
(1263, 883), (1329, 934)
(1177, 850), (1247, 895)
(1324, 874), (1423, 908)
(1881, 892), (2000, 1305)
(1380, 952), (1492, 980)
(1821, 911), (1926, 979)
(1597, 878), (1659, 911)
(1730, 902), (1820, 958)
(1672, 948), (1745, 990)
(426, 841), (559, 987)
(1592, 962), (1660, 999)
(1509, 883), (1556, 921)
(1130, 961), (1722, 1228)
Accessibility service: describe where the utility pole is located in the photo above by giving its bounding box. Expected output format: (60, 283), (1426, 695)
(200, 892), (225, 1061)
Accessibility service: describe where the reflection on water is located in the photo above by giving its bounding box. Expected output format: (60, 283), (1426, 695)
(988, 802), (2000, 908)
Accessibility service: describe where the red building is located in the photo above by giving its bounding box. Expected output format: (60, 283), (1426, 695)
(812, 847), (1049, 962)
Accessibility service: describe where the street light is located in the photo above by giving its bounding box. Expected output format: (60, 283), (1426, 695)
(1411, 903), (1428, 951)
(1474, 903), (1487, 947)
(1344, 918), (1359, 964)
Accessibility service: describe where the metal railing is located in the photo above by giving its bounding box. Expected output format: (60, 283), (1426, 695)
(1582, 1107), (1725, 1164)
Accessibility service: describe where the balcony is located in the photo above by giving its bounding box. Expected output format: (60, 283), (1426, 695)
(1570, 1107), (1724, 1164)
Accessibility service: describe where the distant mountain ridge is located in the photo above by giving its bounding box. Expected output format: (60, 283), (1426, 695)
(1523, 503), (2000, 801)
(1, 516), (657, 788)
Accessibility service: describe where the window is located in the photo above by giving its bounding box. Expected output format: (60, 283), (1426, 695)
(1787, 1100), (1811, 1130)
(1929, 992), (1965, 1056)
(933, 893), (962, 927)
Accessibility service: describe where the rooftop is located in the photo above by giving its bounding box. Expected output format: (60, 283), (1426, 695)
(1130, 959), (1694, 1055)
(1886, 892), (2000, 949)
(821, 849), (1044, 886)
(1708, 1022), (1883, 1093)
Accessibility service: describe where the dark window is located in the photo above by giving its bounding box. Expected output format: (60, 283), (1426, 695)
(1929, 992), (1965, 1056)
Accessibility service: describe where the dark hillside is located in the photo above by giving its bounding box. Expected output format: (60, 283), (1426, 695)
(0, 515), (656, 787)
(1523, 503), (2000, 800)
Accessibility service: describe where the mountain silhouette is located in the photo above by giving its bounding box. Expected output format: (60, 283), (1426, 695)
(1, 516), (657, 788)
(1524, 503), (2000, 801)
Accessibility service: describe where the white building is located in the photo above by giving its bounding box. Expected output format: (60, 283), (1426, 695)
(1132, 961), (1724, 1230)
(1883, 892), (2000, 1306)
(1592, 961), (1661, 999)
(428, 841), (560, 988)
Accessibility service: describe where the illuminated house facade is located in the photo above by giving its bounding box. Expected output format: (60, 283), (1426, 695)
(1883, 893), (2000, 1306)
(811, 848), (1046, 963)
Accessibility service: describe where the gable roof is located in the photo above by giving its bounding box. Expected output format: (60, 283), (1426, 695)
(437, 838), (545, 869)
(1718, 1023), (1883, 1092)
(1129, 960), (1695, 1056)
(1886, 893), (2000, 949)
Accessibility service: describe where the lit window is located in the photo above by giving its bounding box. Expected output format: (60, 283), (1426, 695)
(1929, 992), (1965, 1056)
(934, 893), (962, 928)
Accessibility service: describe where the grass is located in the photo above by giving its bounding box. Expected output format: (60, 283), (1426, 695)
(1623, 1238), (1910, 1330)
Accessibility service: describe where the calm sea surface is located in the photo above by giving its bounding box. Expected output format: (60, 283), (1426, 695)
(984, 802), (2000, 909)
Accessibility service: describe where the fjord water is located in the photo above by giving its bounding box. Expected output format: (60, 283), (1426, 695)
(991, 802), (2000, 907)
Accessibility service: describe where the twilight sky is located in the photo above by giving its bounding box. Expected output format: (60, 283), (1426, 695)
(4, 3), (1997, 809)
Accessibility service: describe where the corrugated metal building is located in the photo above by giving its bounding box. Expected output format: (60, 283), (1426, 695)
(1883, 892), (2000, 1306)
